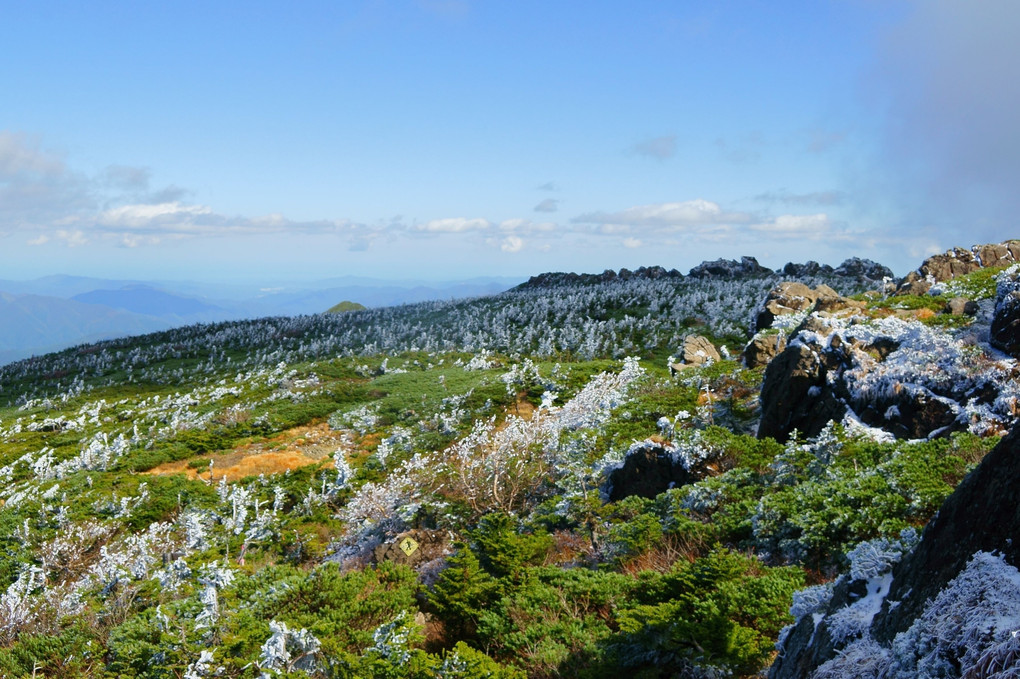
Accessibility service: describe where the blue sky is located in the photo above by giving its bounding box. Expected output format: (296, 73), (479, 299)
(2, 0), (1018, 282)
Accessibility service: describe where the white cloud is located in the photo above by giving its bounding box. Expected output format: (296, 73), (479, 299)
(500, 235), (524, 253)
(750, 213), (832, 238)
(55, 229), (88, 247)
(622, 237), (642, 248)
(574, 199), (750, 231)
(415, 217), (491, 233)
(26, 234), (49, 246)
(99, 202), (214, 229)
(498, 219), (557, 234)
(0, 131), (65, 178)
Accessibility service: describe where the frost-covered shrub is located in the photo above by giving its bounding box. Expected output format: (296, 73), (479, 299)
(886, 551), (1020, 678)
(259, 620), (322, 677)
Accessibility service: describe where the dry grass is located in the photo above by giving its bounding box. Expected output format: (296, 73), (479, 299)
(144, 422), (349, 482)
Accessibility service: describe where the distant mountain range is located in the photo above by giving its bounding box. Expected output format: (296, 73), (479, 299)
(0, 275), (523, 365)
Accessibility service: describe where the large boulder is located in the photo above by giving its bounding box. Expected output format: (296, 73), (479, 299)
(833, 257), (893, 281)
(975, 241), (1019, 268)
(743, 332), (787, 369)
(754, 282), (819, 331)
(607, 442), (692, 501)
(920, 246), (982, 281)
(754, 282), (864, 332)
(688, 256), (772, 279)
(781, 260), (833, 277)
(855, 387), (960, 440)
(756, 343), (846, 442)
(944, 296), (979, 316)
(991, 273), (1020, 359)
(677, 335), (720, 367)
(895, 241), (1020, 296)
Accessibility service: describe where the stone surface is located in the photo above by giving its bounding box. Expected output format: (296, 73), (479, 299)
(945, 296), (979, 316)
(780, 260), (832, 277)
(687, 255), (772, 279)
(742, 332), (787, 369)
(991, 275), (1020, 358)
(772, 425), (1020, 677)
(895, 241), (1020, 297)
(920, 247), (981, 281)
(756, 343), (846, 442)
(678, 335), (720, 366)
(607, 442), (692, 501)
(855, 388), (960, 440)
(754, 282), (819, 331)
(833, 257), (894, 281)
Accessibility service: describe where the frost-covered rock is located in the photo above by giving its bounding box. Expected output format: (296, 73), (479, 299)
(772, 423), (1020, 678)
(991, 265), (1020, 358)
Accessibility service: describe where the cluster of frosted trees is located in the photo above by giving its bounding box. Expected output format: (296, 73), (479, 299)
(0, 272), (862, 404)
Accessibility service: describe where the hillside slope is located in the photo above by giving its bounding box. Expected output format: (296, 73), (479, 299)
(0, 246), (1016, 678)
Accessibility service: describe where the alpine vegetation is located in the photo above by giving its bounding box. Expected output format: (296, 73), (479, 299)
(0, 247), (1018, 678)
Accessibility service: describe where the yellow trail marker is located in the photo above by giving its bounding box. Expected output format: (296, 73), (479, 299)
(399, 537), (419, 557)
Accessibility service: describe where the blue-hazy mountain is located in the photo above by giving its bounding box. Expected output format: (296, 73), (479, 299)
(72, 285), (223, 318)
(0, 275), (523, 366)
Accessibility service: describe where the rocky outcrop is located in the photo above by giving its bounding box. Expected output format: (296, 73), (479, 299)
(854, 387), (959, 440)
(991, 267), (1020, 358)
(833, 257), (893, 281)
(754, 282), (818, 331)
(895, 240), (1020, 295)
(607, 442), (692, 501)
(754, 282), (865, 332)
(688, 256), (773, 279)
(515, 266), (683, 289)
(871, 425), (1020, 642)
(743, 332), (787, 369)
(673, 332), (722, 364)
(756, 342), (846, 442)
(771, 424), (1020, 678)
(781, 261), (833, 277)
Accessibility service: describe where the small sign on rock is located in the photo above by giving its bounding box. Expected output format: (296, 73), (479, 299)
(399, 537), (419, 557)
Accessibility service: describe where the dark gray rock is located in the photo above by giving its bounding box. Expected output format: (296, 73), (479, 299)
(688, 256), (773, 279)
(945, 296), (979, 316)
(757, 343), (846, 442)
(872, 425), (1020, 642)
(991, 268), (1020, 358)
(607, 442), (692, 501)
(772, 424), (1020, 677)
(855, 389), (960, 440)
(833, 257), (893, 281)
(781, 260), (833, 277)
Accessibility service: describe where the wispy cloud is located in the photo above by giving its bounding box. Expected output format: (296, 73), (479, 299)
(755, 190), (846, 206)
(573, 199), (750, 233)
(714, 131), (764, 163)
(534, 198), (559, 213)
(413, 217), (491, 233)
(500, 235), (524, 253)
(631, 134), (677, 160)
